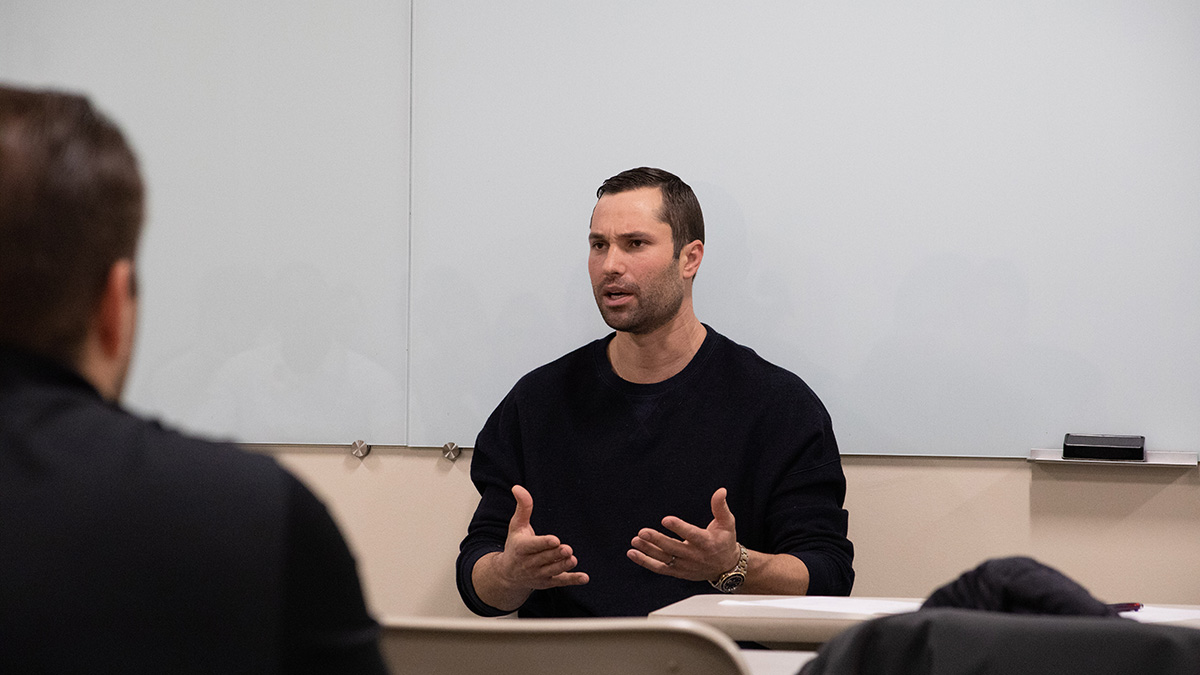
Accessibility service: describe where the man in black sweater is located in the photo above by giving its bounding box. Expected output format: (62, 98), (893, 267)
(0, 84), (386, 672)
(457, 167), (854, 617)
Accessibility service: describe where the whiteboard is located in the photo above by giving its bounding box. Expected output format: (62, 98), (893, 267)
(1, 0), (411, 444)
(4, 2), (1198, 455)
(409, 1), (1200, 455)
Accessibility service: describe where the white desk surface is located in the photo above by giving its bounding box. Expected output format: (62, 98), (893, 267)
(651, 595), (1200, 645)
(740, 649), (816, 675)
(651, 595), (923, 645)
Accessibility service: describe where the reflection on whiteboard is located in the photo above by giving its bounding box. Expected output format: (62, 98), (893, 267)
(189, 264), (402, 443)
(138, 264), (403, 444)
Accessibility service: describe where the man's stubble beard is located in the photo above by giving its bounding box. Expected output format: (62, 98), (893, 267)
(594, 259), (686, 335)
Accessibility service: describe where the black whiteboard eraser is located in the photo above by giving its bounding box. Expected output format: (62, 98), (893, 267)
(1062, 434), (1145, 461)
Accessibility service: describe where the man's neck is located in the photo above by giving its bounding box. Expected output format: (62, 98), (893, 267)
(607, 311), (707, 384)
(76, 333), (124, 402)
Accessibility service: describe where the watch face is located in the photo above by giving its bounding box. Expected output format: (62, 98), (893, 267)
(718, 572), (746, 593)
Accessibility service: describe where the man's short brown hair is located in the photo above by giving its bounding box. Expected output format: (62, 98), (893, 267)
(0, 85), (144, 366)
(596, 167), (704, 258)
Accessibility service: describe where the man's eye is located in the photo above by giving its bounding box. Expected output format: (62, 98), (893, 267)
(629, 240), (645, 248)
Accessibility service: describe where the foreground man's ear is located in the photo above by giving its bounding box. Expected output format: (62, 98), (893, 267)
(83, 258), (138, 399)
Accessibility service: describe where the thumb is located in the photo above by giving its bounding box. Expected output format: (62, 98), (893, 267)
(510, 484), (534, 531)
(710, 487), (735, 528)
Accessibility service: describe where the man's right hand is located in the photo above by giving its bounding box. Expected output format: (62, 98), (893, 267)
(471, 484), (589, 612)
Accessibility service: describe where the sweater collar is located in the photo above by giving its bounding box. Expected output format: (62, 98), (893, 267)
(594, 324), (720, 395)
(0, 344), (103, 400)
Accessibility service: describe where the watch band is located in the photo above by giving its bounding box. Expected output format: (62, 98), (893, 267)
(710, 543), (749, 593)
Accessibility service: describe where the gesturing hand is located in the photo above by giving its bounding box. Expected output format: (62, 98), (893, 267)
(627, 487), (741, 582)
(495, 484), (590, 592)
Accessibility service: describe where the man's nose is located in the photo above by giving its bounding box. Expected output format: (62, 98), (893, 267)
(601, 247), (625, 275)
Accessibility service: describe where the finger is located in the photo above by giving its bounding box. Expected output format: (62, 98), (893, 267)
(543, 571), (590, 588)
(502, 543), (577, 587)
(626, 548), (679, 577)
(629, 532), (676, 562)
(509, 484), (534, 531)
(710, 487), (736, 527)
(634, 527), (687, 555)
(538, 545), (578, 573)
(537, 550), (580, 576)
(509, 533), (565, 558)
(528, 553), (588, 590)
(660, 515), (707, 542)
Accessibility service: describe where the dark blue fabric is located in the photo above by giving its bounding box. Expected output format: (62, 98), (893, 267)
(921, 556), (1118, 617)
(0, 346), (384, 674)
(801, 608), (1200, 675)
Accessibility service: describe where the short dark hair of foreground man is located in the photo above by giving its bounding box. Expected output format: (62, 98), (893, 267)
(0, 84), (387, 673)
(456, 167), (854, 618)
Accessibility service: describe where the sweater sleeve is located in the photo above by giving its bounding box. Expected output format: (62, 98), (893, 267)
(765, 401), (855, 596)
(455, 393), (523, 616)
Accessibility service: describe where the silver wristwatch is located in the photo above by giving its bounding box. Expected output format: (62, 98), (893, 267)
(710, 544), (749, 593)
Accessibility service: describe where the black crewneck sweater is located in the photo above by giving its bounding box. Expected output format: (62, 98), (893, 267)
(457, 327), (854, 617)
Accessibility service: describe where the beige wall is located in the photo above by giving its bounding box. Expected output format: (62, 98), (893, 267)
(843, 455), (1200, 604)
(269, 447), (1200, 620)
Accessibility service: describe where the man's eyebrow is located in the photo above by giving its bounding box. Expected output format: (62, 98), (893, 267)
(591, 231), (655, 240)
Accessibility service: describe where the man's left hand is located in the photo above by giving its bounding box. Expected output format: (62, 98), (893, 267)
(627, 487), (741, 581)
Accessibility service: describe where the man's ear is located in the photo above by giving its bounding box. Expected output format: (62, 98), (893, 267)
(679, 239), (704, 280)
(94, 259), (137, 359)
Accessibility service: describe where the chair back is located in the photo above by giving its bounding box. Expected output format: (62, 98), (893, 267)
(381, 616), (750, 675)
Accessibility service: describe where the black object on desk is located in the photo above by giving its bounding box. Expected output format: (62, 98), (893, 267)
(1063, 434), (1145, 461)
(799, 608), (1200, 675)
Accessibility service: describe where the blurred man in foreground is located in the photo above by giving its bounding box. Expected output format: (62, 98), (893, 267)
(0, 84), (386, 673)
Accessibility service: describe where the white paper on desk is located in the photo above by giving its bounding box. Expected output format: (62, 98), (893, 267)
(1121, 606), (1200, 624)
(720, 597), (922, 616)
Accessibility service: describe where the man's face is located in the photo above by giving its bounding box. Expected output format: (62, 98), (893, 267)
(588, 187), (687, 334)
